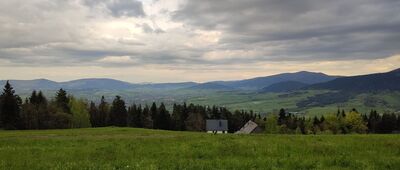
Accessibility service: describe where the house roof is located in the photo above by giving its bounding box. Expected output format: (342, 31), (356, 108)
(235, 120), (259, 134)
(206, 119), (228, 131)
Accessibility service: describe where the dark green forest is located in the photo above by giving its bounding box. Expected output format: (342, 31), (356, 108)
(1, 81), (399, 134)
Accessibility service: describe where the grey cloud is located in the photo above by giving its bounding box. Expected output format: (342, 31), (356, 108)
(1, 0), (400, 70)
(139, 23), (165, 34)
(174, 0), (400, 61)
(84, 0), (145, 17)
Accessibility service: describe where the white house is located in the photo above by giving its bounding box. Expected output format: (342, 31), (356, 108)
(206, 119), (228, 134)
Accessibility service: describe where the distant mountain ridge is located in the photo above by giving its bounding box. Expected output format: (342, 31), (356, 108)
(0, 71), (340, 91)
(307, 69), (400, 91)
(61, 78), (136, 90)
(4, 69), (398, 92)
(213, 71), (340, 90)
(186, 82), (235, 91)
(260, 81), (309, 93)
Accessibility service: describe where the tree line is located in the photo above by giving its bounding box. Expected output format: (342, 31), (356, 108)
(264, 108), (400, 134)
(1, 81), (399, 134)
(0, 81), (257, 131)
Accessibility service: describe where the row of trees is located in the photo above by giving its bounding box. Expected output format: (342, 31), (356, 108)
(0, 81), (92, 130)
(265, 108), (400, 134)
(1, 81), (399, 133)
(89, 97), (258, 133)
(0, 81), (257, 131)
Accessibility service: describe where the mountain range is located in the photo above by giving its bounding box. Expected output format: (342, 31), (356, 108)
(1, 69), (399, 92)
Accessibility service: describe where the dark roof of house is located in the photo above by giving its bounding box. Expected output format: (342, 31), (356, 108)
(206, 119), (228, 131)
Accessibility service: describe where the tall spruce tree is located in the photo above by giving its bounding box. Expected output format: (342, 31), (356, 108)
(379, 113), (397, 133)
(98, 96), (109, 127)
(55, 89), (70, 114)
(150, 102), (158, 128)
(367, 110), (380, 133)
(171, 104), (183, 130)
(109, 96), (127, 126)
(135, 105), (144, 128)
(278, 108), (287, 125)
(0, 81), (22, 129)
(20, 98), (35, 129)
(89, 101), (99, 127)
(156, 103), (171, 130)
(127, 104), (136, 127)
(142, 105), (153, 129)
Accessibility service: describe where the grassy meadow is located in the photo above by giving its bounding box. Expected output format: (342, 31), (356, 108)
(0, 127), (399, 170)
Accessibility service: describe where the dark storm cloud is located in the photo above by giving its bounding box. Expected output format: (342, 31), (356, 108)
(173, 0), (400, 61)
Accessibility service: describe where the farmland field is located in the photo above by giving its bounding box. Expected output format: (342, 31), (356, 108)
(0, 128), (399, 169)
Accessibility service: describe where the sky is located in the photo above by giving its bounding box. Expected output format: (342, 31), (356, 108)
(0, 0), (399, 83)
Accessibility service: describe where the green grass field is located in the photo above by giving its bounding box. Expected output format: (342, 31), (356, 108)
(0, 128), (399, 169)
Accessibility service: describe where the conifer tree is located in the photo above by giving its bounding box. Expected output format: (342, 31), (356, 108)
(278, 108), (286, 125)
(55, 88), (70, 114)
(142, 105), (153, 129)
(98, 96), (109, 127)
(379, 113), (397, 133)
(150, 102), (158, 128)
(135, 105), (144, 128)
(171, 104), (183, 130)
(89, 101), (99, 127)
(156, 103), (171, 130)
(0, 81), (22, 129)
(127, 104), (136, 127)
(109, 96), (127, 127)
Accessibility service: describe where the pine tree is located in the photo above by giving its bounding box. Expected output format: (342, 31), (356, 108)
(397, 114), (400, 131)
(150, 102), (158, 128)
(379, 113), (397, 133)
(20, 98), (35, 129)
(0, 81), (22, 129)
(171, 104), (183, 130)
(89, 101), (99, 127)
(185, 111), (205, 131)
(135, 105), (144, 128)
(367, 110), (380, 133)
(156, 103), (171, 130)
(55, 89), (70, 114)
(142, 105), (153, 129)
(278, 108), (286, 125)
(127, 104), (136, 127)
(109, 96), (127, 127)
(98, 96), (109, 127)
(30, 90), (48, 129)
(127, 104), (144, 127)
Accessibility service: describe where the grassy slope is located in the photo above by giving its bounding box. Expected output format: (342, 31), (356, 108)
(17, 89), (400, 116)
(0, 128), (399, 170)
(188, 90), (400, 116)
(187, 90), (325, 113)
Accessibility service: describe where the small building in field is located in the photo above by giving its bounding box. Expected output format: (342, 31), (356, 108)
(206, 119), (228, 134)
(235, 120), (263, 134)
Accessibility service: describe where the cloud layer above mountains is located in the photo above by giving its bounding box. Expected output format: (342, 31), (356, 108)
(0, 0), (399, 82)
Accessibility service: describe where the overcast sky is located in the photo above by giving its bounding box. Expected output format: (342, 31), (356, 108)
(0, 0), (399, 83)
